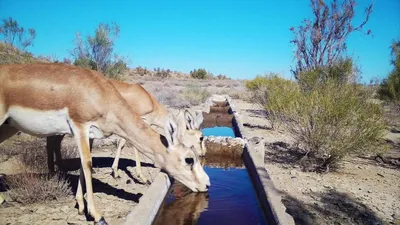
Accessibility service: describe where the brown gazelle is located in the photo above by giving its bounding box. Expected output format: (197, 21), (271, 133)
(0, 63), (210, 225)
(47, 79), (206, 183)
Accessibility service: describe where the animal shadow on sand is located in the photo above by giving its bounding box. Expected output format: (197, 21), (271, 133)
(66, 173), (144, 221)
(264, 141), (306, 168)
(278, 188), (385, 225)
(61, 156), (156, 184)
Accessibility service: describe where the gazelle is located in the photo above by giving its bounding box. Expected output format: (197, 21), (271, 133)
(0, 63), (210, 225)
(47, 79), (206, 183)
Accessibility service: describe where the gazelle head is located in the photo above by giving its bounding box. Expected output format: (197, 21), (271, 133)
(154, 114), (210, 192)
(178, 109), (206, 156)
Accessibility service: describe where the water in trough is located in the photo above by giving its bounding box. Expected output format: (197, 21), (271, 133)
(152, 126), (266, 225)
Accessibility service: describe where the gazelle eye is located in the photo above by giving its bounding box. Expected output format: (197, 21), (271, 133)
(199, 136), (204, 142)
(185, 157), (194, 165)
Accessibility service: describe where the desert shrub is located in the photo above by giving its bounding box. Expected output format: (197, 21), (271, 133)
(0, 42), (36, 65)
(246, 75), (386, 172)
(378, 40), (400, 104)
(181, 85), (210, 106)
(1, 136), (72, 204)
(136, 66), (149, 76)
(216, 74), (229, 80)
(4, 173), (71, 204)
(245, 74), (298, 113)
(153, 67), (171, 78)
(0, 17), (36, 50)
(190, 68), (207, 79)
(297, 58), (357, 91)
(71, 22), (127, 79)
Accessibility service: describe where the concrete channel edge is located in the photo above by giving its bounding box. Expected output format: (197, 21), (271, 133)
(124, 172), (171, 225)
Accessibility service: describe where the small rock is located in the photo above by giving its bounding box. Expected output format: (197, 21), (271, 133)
(377, 173), (385, 177)
(36, 206), (46, 214)
(367, 190), (372, 193)
(61, 205), (69, 213)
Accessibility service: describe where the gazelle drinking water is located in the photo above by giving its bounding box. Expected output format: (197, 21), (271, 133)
(47, 79), (206, 184)
(0, 63), (210, 225)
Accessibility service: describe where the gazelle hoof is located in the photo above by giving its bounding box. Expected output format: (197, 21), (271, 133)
(95, 217), (108, 225)
(0, 201), (13, 208)
(111, 170), (120, 179)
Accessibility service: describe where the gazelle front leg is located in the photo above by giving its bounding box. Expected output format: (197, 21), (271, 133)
(111, 138), (126, 178)
(134, 147), (149, 184)
(75, 138), (95, 216)
(75, 128), (106, 225)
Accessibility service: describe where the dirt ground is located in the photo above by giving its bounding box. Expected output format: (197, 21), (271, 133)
(232, 99), (400, 225)
(0, 135), (160, 225)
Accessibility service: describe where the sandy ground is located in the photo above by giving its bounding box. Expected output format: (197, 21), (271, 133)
(232, 99), (400, 225)
(0, 135), (160, 225)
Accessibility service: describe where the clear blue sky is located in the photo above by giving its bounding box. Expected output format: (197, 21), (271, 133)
(1, 0), (399, 82)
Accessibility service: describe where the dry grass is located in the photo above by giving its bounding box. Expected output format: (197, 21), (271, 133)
(4, 172), (72, 204)
(0, 134), (73, 204)
(136, 77), (246, 107)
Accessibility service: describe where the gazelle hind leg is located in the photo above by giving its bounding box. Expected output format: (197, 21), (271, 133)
(134, 147), (149, 184)
(0, 125), (18, 144)
(46, 135), (65, 174)
(111, 138), (126, 178)
(74, 126), (106, 225)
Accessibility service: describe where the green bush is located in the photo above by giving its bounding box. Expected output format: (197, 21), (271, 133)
(71, 22), (127, 79)
(378, 40), (400, 104)
(245, 74), (299, 116)
(246, 75), (386, 172)
(190, 68), (207, 79)
(297, 58), (356, 91)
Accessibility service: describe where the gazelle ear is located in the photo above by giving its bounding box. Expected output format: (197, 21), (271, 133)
(193, 110), (204, 129)
(184, 109), (195, 130)
(164, 114), (179, 147)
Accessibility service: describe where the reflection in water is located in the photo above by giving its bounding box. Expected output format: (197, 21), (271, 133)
(153, 164), (266, 225)
(201, 113), (233, 128)
(153, 182), (209, 225)
(201, 153), (244, 168)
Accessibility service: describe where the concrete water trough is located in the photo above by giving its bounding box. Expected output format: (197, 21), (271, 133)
(124, 95), (294, 225)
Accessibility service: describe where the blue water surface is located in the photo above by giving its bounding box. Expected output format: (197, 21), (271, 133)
(201, 126), (235, 137)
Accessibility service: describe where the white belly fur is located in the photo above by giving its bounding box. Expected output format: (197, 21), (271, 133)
(7, 106), (73, 137)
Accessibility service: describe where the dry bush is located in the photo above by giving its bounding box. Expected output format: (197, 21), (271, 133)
(246, 75), (387, 172)
(1, 135), (73, 204)
(181, 85), (210, 106)
(5, 172), (71, 204)
(0, 134), (41, 161)
(148, 85), (189, 108)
